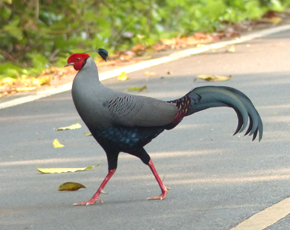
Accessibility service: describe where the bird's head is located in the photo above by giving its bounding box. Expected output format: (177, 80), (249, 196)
(65, 48), (108, 71)
(65, 53), (90, 71)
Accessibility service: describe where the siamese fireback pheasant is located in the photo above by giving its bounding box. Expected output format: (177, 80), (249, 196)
(65, 49), (263, 206)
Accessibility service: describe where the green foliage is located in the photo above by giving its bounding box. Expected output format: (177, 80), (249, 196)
(0, 0), (289, 79)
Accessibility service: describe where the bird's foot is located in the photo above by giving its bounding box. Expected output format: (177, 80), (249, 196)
(73, 197), (103, 206)
(147, 187), (171, 200)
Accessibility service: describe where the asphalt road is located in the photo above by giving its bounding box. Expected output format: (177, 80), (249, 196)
(1, 29), (290, 230)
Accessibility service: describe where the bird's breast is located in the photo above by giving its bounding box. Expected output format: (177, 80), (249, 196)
(93, 126), (164, 151)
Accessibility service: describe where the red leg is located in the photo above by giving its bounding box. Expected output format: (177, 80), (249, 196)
(73, 169), (116, 206)
(147, 159), (170, 200)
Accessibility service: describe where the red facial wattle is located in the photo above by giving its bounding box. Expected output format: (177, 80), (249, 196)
(66, 53), (90, 70)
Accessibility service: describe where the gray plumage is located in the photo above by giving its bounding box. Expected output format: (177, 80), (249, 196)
(66, 51), (263, 205)
(72, 57), (178, 130)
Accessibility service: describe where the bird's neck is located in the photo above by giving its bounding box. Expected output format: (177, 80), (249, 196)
(76, 57), (101, 84)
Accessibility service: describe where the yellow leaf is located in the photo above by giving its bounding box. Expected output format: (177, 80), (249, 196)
(197, 74), (231, 82)
(53, 139), (64, 148)
(118, 72), (130, 81)
(126, 86), (147, 92)
(85, 132), (93, 136)
(2, 77), (15, 84)
(144, 71), (158, 76)
(36, 164), (100, 174)
(33, 76), (51, 86)
(16, 86), (36, 92)
(56, 122), (82, 131)
(58, 182), (86, 191)
(269, 17), (282, 24)
(227, 45), (235, 53)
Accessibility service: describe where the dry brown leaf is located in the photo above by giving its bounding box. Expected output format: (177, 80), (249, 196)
(132, 44), (144, 51)
(269, 17), (282, 24)
(197, 74), (232, 82)
(160, 38), (176, 46)
(58, 182), (86, 191)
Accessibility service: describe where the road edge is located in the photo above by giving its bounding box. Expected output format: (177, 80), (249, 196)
(1, 24), (290, 110)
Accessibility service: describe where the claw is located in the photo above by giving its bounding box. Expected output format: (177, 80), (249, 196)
(73, 197), (103, 206)
(72, 169), (116, 206)
(147, 187), (170, 200)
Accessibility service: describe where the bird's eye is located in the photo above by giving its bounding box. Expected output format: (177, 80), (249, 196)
(76, 57), (81, 61)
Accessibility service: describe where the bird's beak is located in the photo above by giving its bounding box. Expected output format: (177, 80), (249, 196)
(64, 62), (74, 67)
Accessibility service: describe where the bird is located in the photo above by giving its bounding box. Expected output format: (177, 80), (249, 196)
(65, 49), (263, 206)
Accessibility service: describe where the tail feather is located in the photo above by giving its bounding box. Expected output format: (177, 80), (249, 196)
(185, 86), (263, 141)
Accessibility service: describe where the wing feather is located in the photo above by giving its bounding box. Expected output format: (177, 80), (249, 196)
(105, 94), (178, 127)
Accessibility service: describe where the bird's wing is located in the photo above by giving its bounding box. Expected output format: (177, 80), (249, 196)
(104, 94), (178, 127)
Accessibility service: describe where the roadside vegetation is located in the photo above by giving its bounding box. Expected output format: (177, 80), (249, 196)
(0, 0), (290, 96)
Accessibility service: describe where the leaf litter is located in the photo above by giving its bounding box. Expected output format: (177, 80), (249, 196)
(1, 12), (288, 98)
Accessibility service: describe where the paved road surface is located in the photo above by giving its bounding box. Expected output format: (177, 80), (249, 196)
(0, 30), (290, 230)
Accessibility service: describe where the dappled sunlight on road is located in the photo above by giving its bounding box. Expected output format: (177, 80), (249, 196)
(0, 113), (79, 122)
(112, 163), (290, 185)
(259, 103), (290, 110)
(167, 172), (290, 185)
(0, 148), (217, 167)
(264, 115), (290, 123)
(150, 149), (218, 158)
(172, 123), (207, 130)
(0, 156), (102, 167)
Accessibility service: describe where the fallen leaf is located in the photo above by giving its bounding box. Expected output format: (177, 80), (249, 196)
(56, 122), (82, 131)
(144, 71), (158, 76)
(2, 77), (15, 84)
(36, 164), (100, 174)
(197, 74), (232, 82)
(269, 17), (282, 24)
(85, 132), (93, 136)
(16, 86), (37, 92)
(53, 139), (64, 148)
(118, 72), (130, 81)
(33, 76), (51, 86)
(160, 38), (176, 46)
(132, 44), (144, 51)
(227, 45), (236, 53)
(127, 86), (147, 92)
(58, 182), (86, 191)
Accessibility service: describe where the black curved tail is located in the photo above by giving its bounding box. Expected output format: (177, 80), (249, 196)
(186, 86), (263, 141)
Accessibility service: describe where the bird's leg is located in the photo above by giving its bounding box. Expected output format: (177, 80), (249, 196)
(147, 159), (170, 200)
(73, 169), (116, 206)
